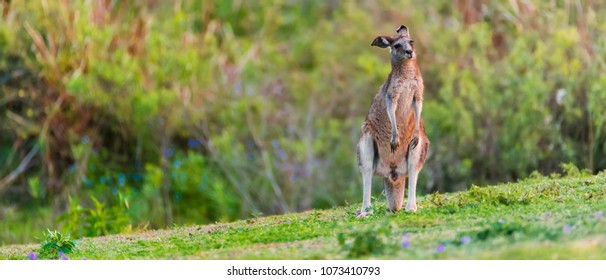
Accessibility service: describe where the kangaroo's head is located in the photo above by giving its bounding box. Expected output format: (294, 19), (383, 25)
(371, 25), (415, 62)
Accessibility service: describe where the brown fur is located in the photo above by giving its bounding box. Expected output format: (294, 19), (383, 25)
(361, 60), (428, 179)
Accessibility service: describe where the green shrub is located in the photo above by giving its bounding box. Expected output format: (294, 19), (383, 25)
(39, 230), (76, 260)
(337, 219), (395, 258)
(59, 195), (130, 238)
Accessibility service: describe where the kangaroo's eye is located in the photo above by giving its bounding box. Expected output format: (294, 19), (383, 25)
(409, 40), (415, 46)
(393, 44), (402, 49)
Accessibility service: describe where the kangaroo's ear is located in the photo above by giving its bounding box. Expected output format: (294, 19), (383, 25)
(371, 36), (394, 48)
(396, 25), (409, 37)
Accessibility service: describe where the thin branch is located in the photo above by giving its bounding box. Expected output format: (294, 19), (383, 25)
(0, 145), (39, 193)
(245, 104), (290, 214)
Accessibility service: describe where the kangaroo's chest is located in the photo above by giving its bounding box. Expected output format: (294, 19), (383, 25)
(365, 79), (420, 173)
(370, 79), (418, 133)
(389, 79), (417, 113)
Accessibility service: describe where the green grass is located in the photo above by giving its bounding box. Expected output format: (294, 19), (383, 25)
(2, 172), (606, 260)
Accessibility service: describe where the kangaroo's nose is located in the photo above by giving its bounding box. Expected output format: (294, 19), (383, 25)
(404, 49), (413, 56)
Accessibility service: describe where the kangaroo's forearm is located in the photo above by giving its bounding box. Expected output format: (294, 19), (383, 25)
(413, 91), (422, 135)
(413, 100), (422, 134)
(386, 91), (398, 137)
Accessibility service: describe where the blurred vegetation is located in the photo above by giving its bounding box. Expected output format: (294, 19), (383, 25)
(1, 0), (606, 244)
(3, 170), (606, 260)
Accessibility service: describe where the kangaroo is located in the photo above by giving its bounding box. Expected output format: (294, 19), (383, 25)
(357, 25), (429, 217)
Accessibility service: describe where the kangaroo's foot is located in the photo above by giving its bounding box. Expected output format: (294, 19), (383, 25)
(405, 202), (417, 212)
(357, 209), (373, 218)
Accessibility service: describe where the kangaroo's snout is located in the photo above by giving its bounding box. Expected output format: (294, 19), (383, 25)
(390, 39), (415, 61)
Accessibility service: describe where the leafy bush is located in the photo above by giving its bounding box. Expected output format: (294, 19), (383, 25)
(39, 230), (76, 260)
(59, 195), (130, 238)
(337, 219), (395, 258)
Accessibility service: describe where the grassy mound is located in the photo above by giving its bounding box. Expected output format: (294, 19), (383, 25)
(2, 171), (606, 260)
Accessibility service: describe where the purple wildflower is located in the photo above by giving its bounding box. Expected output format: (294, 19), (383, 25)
(187, 139), (202, 149)
(460, 236), (471, 245)
(271, 140), (279, 148)
(498, 219), (504, 224)
(276, 150), (287, 160)
(544, 212), (552, 217)
(28, 252), (37, 260)
(58, 251), (69, 260)
(245, 139), (255, 149)
(234, 81), (242, 95)
(435, 244), (445, 253)
(401, 233), (412, 248)
(563, 224), (573, 233)
(82, 257), (88, 260)
(82, 136), (90, 144)
(161, 147), (174, 159)
(595, 211), (603, 221)
(289, 173), (298, 182)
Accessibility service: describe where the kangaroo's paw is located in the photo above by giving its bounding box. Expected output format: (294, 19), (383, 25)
(410, 136), (419, 149)
(390, 137), (399, 152)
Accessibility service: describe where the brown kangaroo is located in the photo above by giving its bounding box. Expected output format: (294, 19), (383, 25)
(356, 25), (429, 217)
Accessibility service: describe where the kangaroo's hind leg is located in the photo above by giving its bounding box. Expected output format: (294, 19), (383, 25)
(357, 132), (376, 218)
(406, 135), (430, 212)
